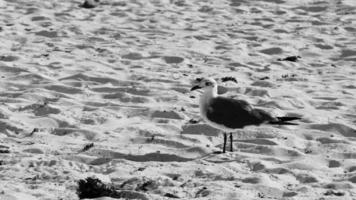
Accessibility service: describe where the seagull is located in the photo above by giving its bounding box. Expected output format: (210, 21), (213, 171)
(191, 77), (301, 153)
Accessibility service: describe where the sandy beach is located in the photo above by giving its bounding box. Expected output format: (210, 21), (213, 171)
(0, 0), (356, 199)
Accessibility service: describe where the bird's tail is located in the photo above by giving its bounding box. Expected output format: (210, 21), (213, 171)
(269, 116), (301, 125)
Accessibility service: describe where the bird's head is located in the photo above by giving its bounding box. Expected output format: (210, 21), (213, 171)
(191, 77), (217, 91)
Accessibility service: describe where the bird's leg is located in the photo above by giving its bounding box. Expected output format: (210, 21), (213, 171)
(223, 133), (227, 153)
(230, 133), (233, 152)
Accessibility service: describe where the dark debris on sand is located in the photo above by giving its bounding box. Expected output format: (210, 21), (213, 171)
(77, 177), (149, 200)
(277, 56), (301, 62)
(324, 190), (345, 196)
(79, 143), (94, 153)
(0, 149), (10, 153)
(77, 177), (115, 199)
(164, 193), (180, 198)
(81, 0), (99, 8)
(0, 145), (10, 154)
(221, 76), (237, 83)
(259, 76), (269, 80)
(188, 119), (199, 124)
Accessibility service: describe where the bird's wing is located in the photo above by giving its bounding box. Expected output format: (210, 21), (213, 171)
(206, 97), (268, 128)
(250, 108), (276, 122)
(251, 109), (301, 125)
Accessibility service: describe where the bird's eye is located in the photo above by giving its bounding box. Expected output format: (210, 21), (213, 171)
(196, 78), (202, 82)
(205, 82), (212, 86)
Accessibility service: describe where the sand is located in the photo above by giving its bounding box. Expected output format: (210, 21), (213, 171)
(0, 0), (356, 199)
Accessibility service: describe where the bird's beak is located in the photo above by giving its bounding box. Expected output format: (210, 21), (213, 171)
(190, 85), (201, 91)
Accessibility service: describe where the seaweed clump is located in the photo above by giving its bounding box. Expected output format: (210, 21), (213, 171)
(77, 177), (149, 200)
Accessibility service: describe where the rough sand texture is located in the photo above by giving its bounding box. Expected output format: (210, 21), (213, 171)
(0, 0), (356, 199)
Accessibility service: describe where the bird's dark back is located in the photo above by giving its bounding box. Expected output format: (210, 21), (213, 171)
(206, 97), (271, 129)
